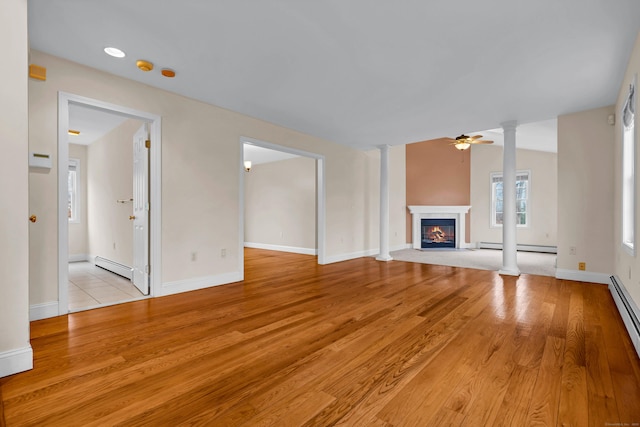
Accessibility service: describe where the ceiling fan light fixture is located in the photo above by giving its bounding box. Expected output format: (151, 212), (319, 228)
(455, 142), (470, 150)
(244, 160), (252, 172)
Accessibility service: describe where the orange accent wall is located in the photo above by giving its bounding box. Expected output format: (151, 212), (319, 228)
(406, 139), (471, 243)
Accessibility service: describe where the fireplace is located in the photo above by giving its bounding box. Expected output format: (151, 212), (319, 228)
(408, 205), (471, 250)
(421, 219), (455, 249)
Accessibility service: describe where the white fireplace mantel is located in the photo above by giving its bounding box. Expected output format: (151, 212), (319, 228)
(408, 205), (471, 249)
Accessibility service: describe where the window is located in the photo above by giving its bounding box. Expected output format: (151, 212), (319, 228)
(491, 171), (530, 227)
(622, 79), (636, 254)
(68, 158), (79, 223)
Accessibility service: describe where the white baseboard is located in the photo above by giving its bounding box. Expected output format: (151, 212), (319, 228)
(609, 275), (640, 357)
(323, 244), (408, 264)
(555, 269), (611, 284)
(30, 301), (59, 321)
(324, 249), (379, 264)
(69, 254), (89, 262)
(478, 242), (557, 253)
(244, 242), (317, 256)
(161, 271), (243, 296)
(0, 346), (33, 378)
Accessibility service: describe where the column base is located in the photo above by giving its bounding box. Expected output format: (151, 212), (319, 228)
(499, 268), (520, 276)
(376, 255), (393, 262)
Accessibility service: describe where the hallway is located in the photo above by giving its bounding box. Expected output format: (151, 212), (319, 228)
(68, 262), (144, 311)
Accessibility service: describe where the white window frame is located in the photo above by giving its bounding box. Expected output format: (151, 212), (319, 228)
(490, 170), (530, 228)
(68, 158), (80, 224)
(622, 76), (636, 255)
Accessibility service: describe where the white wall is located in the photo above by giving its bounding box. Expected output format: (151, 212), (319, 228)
(557, 105), (615, 278)
(87, 119), (140, 266)
(245, 156), (316, 252)
(614, 32), (640, 306)
(28, 50), (406, 309)
(470, 145), (558, 247)
(0, 0), (32, 377)
(68, 143), (88, 259)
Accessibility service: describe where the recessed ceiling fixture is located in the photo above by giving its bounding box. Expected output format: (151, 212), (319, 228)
(161, 68), (176, 78)
(104, 47), (125, 58)
(68, 129), (80, 136)
(136, 60), (154, 72)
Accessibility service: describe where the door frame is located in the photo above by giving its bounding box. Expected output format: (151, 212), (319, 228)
(57, 92), (162, 314)
(238, 136), (326, 274)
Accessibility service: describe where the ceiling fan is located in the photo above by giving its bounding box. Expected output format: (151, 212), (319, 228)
(445, 134), (494, 150)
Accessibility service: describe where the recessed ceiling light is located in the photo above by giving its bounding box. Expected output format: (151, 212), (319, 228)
(104, 47), (126, 58)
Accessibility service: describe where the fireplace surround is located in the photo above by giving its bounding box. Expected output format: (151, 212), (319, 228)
(408, 205), (471, 250)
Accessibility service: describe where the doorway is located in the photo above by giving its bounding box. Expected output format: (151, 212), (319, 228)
(239, 137), (326, 276)
(57, 92), (161, 314)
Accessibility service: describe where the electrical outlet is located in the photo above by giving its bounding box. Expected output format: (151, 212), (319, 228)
(113, 242), (116, 250)
(221, 248), (227, 258)
(570, 246), (576, 255)
(578, 262), (586, 271)
(190, 252), (197, 262)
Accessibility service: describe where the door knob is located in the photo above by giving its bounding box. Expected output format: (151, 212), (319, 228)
(29, 215), (37, 223)
(129, 215), (136, 220)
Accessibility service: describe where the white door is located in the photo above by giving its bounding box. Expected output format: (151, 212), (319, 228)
(132, 124), (150, 295)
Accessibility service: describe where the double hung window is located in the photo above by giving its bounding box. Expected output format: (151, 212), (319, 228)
(491, 171), (530, 227)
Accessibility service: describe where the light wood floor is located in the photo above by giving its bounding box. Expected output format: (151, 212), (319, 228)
(2, 248), (640, 426)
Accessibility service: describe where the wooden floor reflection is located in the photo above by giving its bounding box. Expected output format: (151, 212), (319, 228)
(1, 249), (639, 426)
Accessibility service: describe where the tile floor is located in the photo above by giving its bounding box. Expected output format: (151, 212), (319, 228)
(68, 262), (145, 311)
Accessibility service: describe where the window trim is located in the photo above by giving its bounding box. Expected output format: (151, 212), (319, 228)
(490, 169), (531, 229)
(68, 157), (80, 224)
(622, 76), (636, 256)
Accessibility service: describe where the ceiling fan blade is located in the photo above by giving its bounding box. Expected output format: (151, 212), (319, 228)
(470, 135), (483, 139)
(471, 139), (494, 144)
(443, 137), (456, 142)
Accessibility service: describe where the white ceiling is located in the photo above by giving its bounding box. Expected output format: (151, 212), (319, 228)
(244, 144), (300, 165)
(28, 1), (640, 151)
(475, 119), (558, 153)
(68, 104), (129, 145)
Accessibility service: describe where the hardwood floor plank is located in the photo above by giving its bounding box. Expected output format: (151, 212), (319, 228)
(375, 291), (500, 425)
(239, 390), (335, 427)
(1, 249), (639, 426)
(585, 324), (620, 426)
(492, 365), (538, 427)
(525, 336), (565, 427)
(558, 283), (589, 427)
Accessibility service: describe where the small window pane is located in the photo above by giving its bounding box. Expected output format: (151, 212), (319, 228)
(68, 159), (79, 223)
(491, 171), (529, 227)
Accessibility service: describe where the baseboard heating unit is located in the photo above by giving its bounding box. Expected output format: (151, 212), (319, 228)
(609, 276), (640, 357)
(478, 242), (557, 253)
(95, 256), (133, 281)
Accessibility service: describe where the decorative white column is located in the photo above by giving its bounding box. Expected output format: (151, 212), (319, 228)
(499, 121), (520, 276)
(376, 145), (392, 261)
